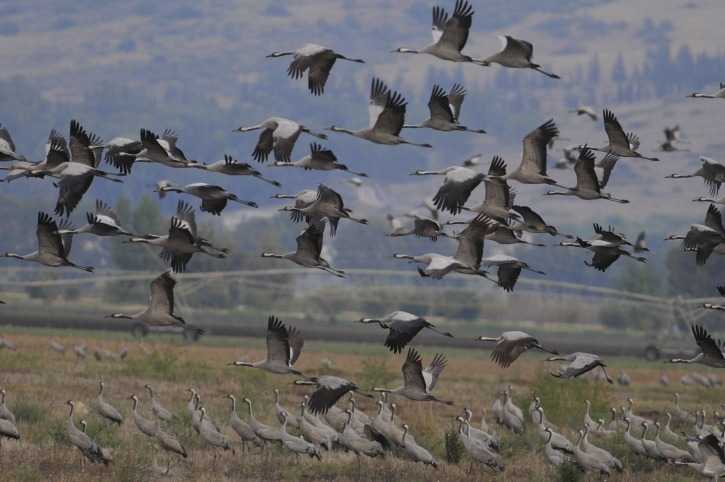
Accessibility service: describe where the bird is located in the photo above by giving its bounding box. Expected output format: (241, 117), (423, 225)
(327, 77), (432, 148)
(541, 426), (572, 466)
(57, 200), (136, 237)
(1, 212), (93, 272)
(49, 339), (66, 354)
(480, 254), (546, 292)
(0, 389), (16, 424)
(386, 214), (449, 241)
(273, 389), (299, 429)
(279, 184), (367, 234)
(507, 119), (562, 185)
(547, 352), (613, 383)
(193, 155), (281, 186)
(580, 425), (623, 471)
(373, 348), (452, 404)
(129, 394), (159, 438)
(126, 202), (227, 272)
(96, 379), (123, 425)
(463, 156), (517, 222)
(688, 82), (725, 99)
(393, 251), (478, 280)
(392, 0), (482, 64)
(154, 181), (257, 215)
(666, 157), (725, 196)
(242, 398), (285, 446)
(476, 331), (557, 367)
(298, 401), (336, 451)
(617, 370), (631, 386)
(107, 270), (186, 328)
(571, 106), (598, 121)
(665, 204), (725, 265)
(198, 407), (233, 452)
(592, 109), (659, 161)
(261, 220), (345, 277)
(266, 43), (364, 95)
(0, 415), (19, 447)
(412, 165), (489, 215)
(131, 128), (203, 169)
(480, 35), (559, 78)
(33, 121), (125, 217)
(510, 205), (569, 237)
(225, 394), (261, 452)
(403, 83), (485, 133)
(573, 430), (611, 475)
(545, 147), (629, 203)
(0, 124), (24, 161)
(273, 143), (367, 177)
(235, 117), (327, 163)
(633, 231), (649, 252)
(144, 385), (173, 423)
(358, 311), (453, 353)
(560, 236), (646, 272)
(670, 324), (725, 367)
(705, 286), (725, 311)
(676, 434), (725, 480)
(294, 376), (371, 414)
(278, 412), (321, 460)
(231, 316), (303, 375)
(101, 135), (143, 175)
(653, 421), (692, 462)
(400, 424), (438, 467)
(338, 409), (384, 458)
(66, 400), (112, 465)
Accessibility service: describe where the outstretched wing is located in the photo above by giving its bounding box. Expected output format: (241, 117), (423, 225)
(521, 119), (558, 175)
(427, 84), (455, 123)
(266, 316), (293, 366)
(149, 270), (176, 315)
(438, 0), (474, 52)
(401, 348), (428, 393)
(422, 353), (447, 393)
(692, 324), (725, 361)
(602, 110), (629, 150)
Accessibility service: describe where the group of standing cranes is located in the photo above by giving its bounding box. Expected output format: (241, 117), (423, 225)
(1, 0), (725, 479)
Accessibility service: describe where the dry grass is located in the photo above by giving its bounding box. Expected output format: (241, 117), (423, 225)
(0, 329), (719, 481)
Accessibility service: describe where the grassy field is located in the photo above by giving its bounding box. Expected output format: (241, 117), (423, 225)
(0, 327), (719, 482)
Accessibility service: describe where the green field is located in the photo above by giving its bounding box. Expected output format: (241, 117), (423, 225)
(0, 327), (719, 481)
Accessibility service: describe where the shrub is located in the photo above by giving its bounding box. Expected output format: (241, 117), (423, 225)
(445, 428), (464, 464)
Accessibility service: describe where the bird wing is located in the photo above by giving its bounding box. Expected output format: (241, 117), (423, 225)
(573, 147), (601, 193)
(433, 172), (483, 215)
(373, 85), (406, 136)
(266, 316), (293, 366)
(272, 120), (302, 163)
(140, 129), (170, 159)
(496, 264), (522, 292)
(438, 0), (473, 52)
(55, 174), (94, 217)
(69, 120), (102, 167)
(168, 217), (195, 246)
(46, 137), (70, 168)
(149, 270), (176, 315)
(503, 35), (534, 60)
(589, 249), (620, 272)
(454, 213), (494, 268)
(487, 155), (507, 177)
(705, 204), (725, 234)
(0, 124), (17, 153)
(310, 143), (337, 166)
(597, 153), (619, 188)
(200, 198), (229, 216)
(287, 51), (312, 80)
(402, 348), (428, 393)
(36, 212), (65, 258)
(175, 201), (198, 239)
(316, 184), (345, 210)
(307, 53), (336, 96)
(427, 85), (455, 123)
(512, 205), (544, 227)
(308, 378), (355, 415)
(447, 83), (466, 122)
(430, 5), (449, 44)
(701, 160), (725, 196)
(252, 128), (274, 162)
(295, 221), (325, 260)
(385, 319), (425, 353)
(95, 199), (121, 225)
(368, 77), (390, 128)
(602, 110), (630, 150)
(422, 353), (447, 393)
(625, 132), (640, 150)
(692, 324), (725, 361)
(57, 217), (74, 256)
(287, 324), (304, 366)
(634, 231), (646, 248)
(521, 119), (558, 175)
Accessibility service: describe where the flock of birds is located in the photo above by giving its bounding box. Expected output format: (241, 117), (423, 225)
(1, 0), (725, 479)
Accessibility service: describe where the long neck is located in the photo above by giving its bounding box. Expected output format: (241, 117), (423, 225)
(132, 398), (138, 411)
(229, 397), (237, 414)
(3, 253), (26, 260)
(413, 169), (446, 175)
(68, 403), (74, 418)
(246, 400), (254, 418)
(261, 252), (285, 259)
(330, 127), (358, 136)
